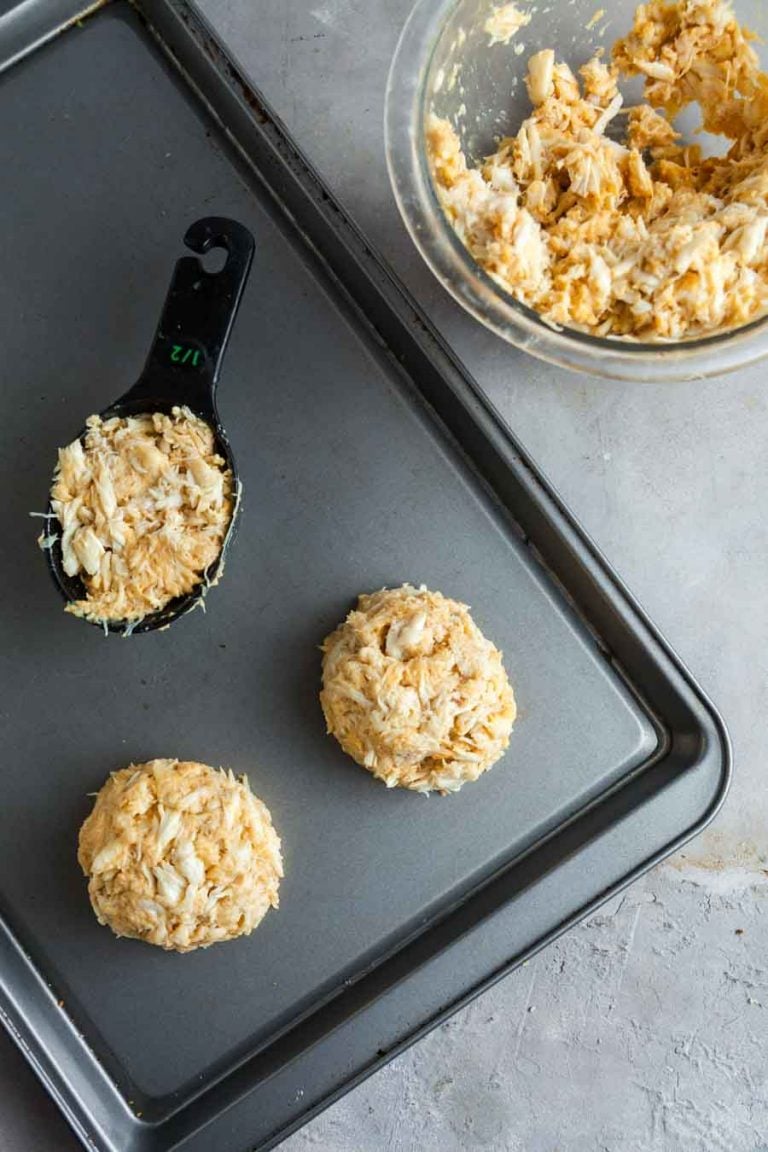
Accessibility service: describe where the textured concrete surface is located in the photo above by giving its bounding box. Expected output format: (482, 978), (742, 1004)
(3, 1), (768, 1150)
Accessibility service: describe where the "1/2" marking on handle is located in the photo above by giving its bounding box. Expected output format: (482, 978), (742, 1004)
(170, 344), (201, 367)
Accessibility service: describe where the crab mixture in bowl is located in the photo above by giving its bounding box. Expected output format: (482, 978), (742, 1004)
(428, 0), (768, 340)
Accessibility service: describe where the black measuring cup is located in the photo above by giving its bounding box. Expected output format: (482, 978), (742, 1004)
(46, 216), (255, 634)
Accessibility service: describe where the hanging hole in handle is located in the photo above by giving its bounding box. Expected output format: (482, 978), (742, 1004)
(200, 246), (229, 274)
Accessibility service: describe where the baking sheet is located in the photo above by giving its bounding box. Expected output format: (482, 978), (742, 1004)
(0, 2), (729, 1150)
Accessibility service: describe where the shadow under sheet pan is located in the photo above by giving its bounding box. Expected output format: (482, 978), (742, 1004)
(0, 2), (730, 1151)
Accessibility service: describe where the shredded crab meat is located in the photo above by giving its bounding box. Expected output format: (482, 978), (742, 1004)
(428, 0), (768, 340)
(320, 584), (516, 795)
(78, 759), (283, 952)
(47, 406), (234, 625)
(485, 3), (532, 46)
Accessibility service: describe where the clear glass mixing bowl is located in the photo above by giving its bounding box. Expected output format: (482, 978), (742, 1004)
(385, 0), (768, 381)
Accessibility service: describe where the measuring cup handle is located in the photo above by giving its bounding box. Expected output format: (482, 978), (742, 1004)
(133, 216), (255, 411)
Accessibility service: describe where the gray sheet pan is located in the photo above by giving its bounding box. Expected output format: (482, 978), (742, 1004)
(0, 2), (729, 1151)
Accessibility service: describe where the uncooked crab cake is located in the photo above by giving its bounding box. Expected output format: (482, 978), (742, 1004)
(320, 584), (516, 794)
(78, 759), (282, 952)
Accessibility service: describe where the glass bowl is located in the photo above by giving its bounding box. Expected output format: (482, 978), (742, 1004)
(385, 0), (768, 381)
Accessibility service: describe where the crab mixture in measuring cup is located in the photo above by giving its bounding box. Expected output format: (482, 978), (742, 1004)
(44, 406), (234, 626)
(428, 0), (768, 340)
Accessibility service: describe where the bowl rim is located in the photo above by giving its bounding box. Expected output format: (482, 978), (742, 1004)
(384, 0), (768, 382)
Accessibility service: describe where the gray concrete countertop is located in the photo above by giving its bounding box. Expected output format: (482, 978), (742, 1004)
(3, 2), (768, 1150)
